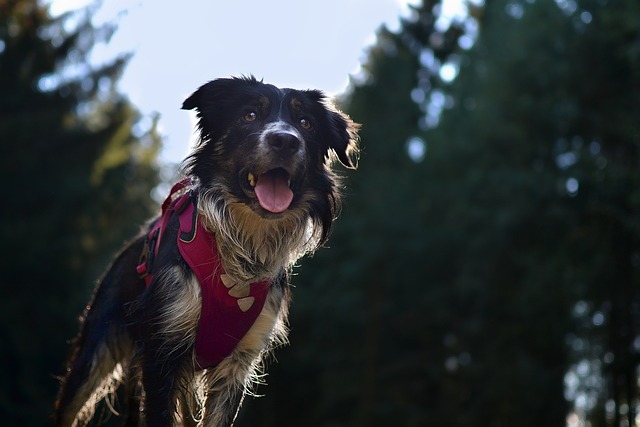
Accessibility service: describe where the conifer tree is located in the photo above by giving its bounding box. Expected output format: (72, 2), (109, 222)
(0, 2), (160, 425)
(422, 1), (640, 425)
(236, 2), (466, 426)
(241, 1), (640, 426)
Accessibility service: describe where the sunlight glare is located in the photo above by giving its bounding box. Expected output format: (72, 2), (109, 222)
(439, 62), (459, 82)
(566, 177), (579, 196)
(47, 0), (93, 16)
(407, 137), (427, 163)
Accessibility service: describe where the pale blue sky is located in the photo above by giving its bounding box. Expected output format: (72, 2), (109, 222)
(51, 0), (467, 164)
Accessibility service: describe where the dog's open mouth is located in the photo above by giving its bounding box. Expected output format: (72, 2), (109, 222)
(247, 168), (294, 213)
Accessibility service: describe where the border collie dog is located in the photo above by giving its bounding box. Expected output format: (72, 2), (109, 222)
(54, 76), (359, 426)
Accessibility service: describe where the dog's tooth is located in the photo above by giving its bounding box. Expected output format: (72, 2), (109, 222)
(220, 274), (236, 288)
(237, 297), (255, 312)
(248, 173), (256, 188)
(228, 284), (250, 298)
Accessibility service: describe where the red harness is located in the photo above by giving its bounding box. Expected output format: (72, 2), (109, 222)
(137, 179), (270, 369)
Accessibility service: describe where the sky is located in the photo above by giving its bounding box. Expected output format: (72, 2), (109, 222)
(50, 0), (466, 164)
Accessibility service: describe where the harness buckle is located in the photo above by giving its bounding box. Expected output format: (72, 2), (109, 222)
(136, 228), (159, 279)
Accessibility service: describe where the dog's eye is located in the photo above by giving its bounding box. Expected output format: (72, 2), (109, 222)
(299, 118), (312, 130)
(243, 111), (257, 122)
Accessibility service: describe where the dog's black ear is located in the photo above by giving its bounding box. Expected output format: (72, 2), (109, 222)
(182, 75), (260, 112)
(182, 80), (218, 112)
(181, 79), (220, 111)
(182, 91), (200, 111)
(181, 82), (218, 143)
(327, 109), (360, 169)
(181, 77), (254, 142)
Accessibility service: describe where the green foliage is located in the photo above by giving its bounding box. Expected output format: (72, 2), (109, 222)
(430, 1), (640, 424)
(0, 1), (160, 425)
(238, 2), (469, 426)
(239, 1), (640, 426)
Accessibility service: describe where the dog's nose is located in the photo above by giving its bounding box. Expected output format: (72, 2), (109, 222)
(267, 132), (300, 155)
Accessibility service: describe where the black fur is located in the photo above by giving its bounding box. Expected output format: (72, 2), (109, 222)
(54, 76), (358, 427)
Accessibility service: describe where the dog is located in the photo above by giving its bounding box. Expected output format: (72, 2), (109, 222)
(53, 76), (359, 426)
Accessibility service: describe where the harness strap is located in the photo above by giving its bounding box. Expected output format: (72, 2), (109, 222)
(136, 178), (271, 369)
(136, 179), (192, 284)
(175, 199), (271, 368)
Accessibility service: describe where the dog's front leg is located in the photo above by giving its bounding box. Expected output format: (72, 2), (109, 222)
(140, 266), (202, 426)
(201, 350), (259, 427)
(141, 351), (195, 427)
(200, 282), (288, 427)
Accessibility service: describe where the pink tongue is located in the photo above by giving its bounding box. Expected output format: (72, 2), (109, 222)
(254, 170), (294, 213)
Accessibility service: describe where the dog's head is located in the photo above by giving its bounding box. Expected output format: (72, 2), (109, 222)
(182, 76), (359, 247)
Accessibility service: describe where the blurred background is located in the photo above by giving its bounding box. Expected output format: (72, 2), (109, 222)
(1, 0), (639, 426)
